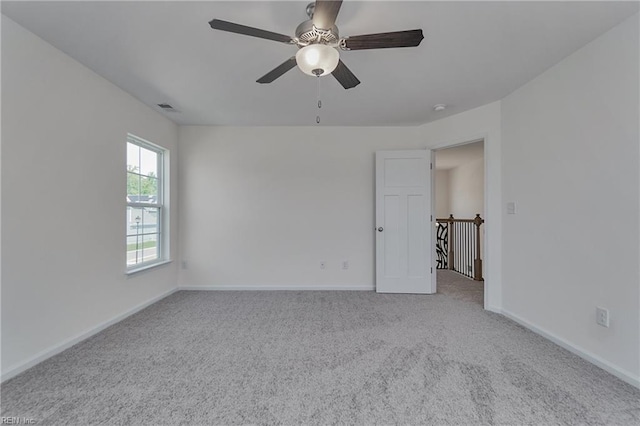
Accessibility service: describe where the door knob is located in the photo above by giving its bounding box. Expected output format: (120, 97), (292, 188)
(377, 227), (384, 232)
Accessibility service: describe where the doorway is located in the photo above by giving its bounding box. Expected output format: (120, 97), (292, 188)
(433, 140), (485, 306)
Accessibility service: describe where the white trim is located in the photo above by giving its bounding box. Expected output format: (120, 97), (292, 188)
(486, 305), (502, 314)
(126, 259), (172, 275)
(501, 308), (640, 389)
(127, 133), (164, 152)
(179, 284), (375, 291)
(127, 133), (168, 271)
(430, 149), (437, 294)
(1, 287), (178, 383)
(426, 126), (502, 312)
(127, 202), (161, 209)
(429, 134), (486, 151)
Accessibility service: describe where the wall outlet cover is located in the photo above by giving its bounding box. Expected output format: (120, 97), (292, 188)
(596, 307), (610, 328)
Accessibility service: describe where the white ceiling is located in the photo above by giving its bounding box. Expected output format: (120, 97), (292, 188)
(435, 140), (483, 170)
(2, 1), (637, 126)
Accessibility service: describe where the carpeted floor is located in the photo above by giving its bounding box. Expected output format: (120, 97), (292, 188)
(2, 271), (639, 425)
(436, 270), (484, 306)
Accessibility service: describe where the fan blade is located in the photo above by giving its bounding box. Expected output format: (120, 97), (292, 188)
(342, 29), (424, 50)
(256, 57), (297, 84)
(209, 19), (293, 44)
(313, 0), (343, 30)
(332, 60), (360, 89)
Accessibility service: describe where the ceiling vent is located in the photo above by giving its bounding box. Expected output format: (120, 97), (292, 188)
(157, 103), (177, 112)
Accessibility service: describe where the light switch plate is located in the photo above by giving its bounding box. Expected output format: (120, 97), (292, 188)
(507, 202), (516, 214)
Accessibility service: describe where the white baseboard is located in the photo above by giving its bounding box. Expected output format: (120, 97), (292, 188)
(179, 284), (375, 291)
(1, 287), (178, 383)
(500, 309), (639, 389)
(485, 305), (503, 314)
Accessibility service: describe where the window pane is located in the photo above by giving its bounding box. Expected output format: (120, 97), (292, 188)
(126, 206), (145, 236)
(126, 235), (142, 266)
(126, 234), (159, 266)
(143, 207), (160, 234)
(141, 234), (159, 263)
(127, 172), (141, 201)
(127, 136), (166, 270)
(127, 142), (140, 173)
(126, 235), (138, 248)
(140, 176), (158, 201)
(140, 146), (158, 177)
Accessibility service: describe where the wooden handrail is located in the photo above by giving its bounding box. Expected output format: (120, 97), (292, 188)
(436, 214), (486, 224)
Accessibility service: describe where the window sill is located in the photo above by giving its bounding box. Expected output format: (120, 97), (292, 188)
(126, 259), (173, 275)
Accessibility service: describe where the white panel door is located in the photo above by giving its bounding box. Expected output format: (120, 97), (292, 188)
(375, 150), (434, 294)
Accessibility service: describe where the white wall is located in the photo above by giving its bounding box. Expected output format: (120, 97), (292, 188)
(449, 157), (484, 218)
(178, 126), (423, 290)
(1, 16), (179, 378)
(501, 15), (639, 383)
(435, 169), (450, 218)
(179, 102), (502, 308)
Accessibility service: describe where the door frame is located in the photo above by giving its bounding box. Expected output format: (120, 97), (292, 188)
(428, 131), (500, 312)
(430, 150), (437, 294)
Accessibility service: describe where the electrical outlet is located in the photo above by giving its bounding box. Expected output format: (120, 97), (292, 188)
(320, 261), (326, 270)
(507, 202), (516, 215)
(181, 260), (188, 269)
(342, 260), (349, 270)
(596, 307), (609, 328)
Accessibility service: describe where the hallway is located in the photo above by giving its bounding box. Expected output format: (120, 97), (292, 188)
(438, 269), (484, 306)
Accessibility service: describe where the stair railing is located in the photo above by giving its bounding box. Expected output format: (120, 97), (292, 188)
(435, 214), (484, 281)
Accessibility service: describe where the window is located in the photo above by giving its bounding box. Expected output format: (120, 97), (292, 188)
(126, 135), (166, 270)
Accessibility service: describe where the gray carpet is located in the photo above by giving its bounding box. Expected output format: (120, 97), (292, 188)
(436, 270), (484, 306)
(2, 271), (639, 425)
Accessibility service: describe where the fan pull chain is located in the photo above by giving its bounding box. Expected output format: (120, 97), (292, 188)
(316, 75), (321, 125)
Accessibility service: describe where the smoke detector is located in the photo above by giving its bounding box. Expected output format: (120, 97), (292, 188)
(433, 104), (447, 111)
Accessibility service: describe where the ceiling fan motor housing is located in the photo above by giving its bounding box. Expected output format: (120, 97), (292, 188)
(295, 20), (339, 45)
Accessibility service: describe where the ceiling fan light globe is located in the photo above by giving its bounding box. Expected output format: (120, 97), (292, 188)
(296, 44), (339, 76)
(305, 48), (320, 66)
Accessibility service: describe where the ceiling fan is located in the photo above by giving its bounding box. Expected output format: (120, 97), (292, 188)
(209, 0), (424, 89)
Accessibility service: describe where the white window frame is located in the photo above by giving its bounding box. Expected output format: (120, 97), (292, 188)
(126, 134), (169, 273)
